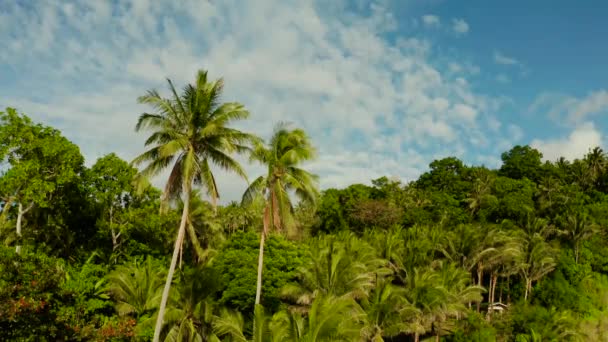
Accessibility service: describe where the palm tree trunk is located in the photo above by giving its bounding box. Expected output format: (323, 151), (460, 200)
(477, 266), (483, 313)
(255, 232), (265, 305)
(524, 279), (531, 301)
(499, 280), (503, 304)
(488, 272), (498, 320)
(153, 190), (190, 342)
(575, 242), (579, 264)
(491, 274), (498, 305)
(436, 334), (440, 342)
(415, 332), (419, 342)
(255, 205), (270, 305)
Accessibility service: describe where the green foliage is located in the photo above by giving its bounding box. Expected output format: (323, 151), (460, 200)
(213, 231), (306, 314)
(6, 74), (608, 341)
(499, 145), (544, 182)
(0, 246), (67, 340)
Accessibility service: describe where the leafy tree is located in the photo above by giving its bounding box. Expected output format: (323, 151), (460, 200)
(88, 153), (138, 259)
(0, 108), (85, 254)
(242, 123), (319, 306)
(416, 157), (470, 200)
(499, 145), (544, 182)
(213, 231), (305, 314)
(132, 70), (256, 341)
(314, 189), (349, 234)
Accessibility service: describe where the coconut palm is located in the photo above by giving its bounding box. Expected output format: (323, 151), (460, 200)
(106, 257), (165, 319)
(431, 261), (484, 340)
(132, 70), (257, 342)
(464, 168), (496, 217)
(364, 226), (405, 272)
(401, 267), (448, 342)
(241, 123), (319, 306)
(536, 177), (562, 214)
(161, 264), (222, 342)
(518, 234), (556, 301)
(585, 146), (606, 185)
(177, 189), (223, 266)
(360, 277), (418, 341)
(214, 295), (363, 342)
(558, 211), (598, 264)
(282, 232), (388, 309)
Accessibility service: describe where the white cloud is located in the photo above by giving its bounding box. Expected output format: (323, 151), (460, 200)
(422, 14), (440, 27)
(0, 0), (504, 202)
(494, 51), (519, 66)
(452, 103), (478, 122)
(529, 90), (608, 123)
(531, 122), (603, 161)
(451, 18), (469, 35)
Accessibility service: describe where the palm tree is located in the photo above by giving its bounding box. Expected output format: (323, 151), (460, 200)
(401, 267), (447, 342)
(132, 70), (257, 342)
(241, 123), (319, 306)
(161, 263), (222, 342)
(178, 189), (223, 266)
(106, 257), (165, 319)
(365, 226), (404, 272)
(360, 277), (418, 341)
(213, 296), (363, 342)
(518, 234), (556, 301)
(536, 177), (562, 214)
(558, 211), (598, 264)
(464, 168), (496, 217)
(432, 261), (483, 341)
(585, 146), (606, 185)
(282, 232), (388, 309)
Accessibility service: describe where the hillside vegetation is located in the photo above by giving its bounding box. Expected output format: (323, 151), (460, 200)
(2, 70), (608, 341)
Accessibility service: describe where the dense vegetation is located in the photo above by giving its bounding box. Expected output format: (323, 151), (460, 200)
(2, 70), (608, 341)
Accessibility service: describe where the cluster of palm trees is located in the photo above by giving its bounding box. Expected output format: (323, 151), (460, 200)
(131, 70), (319, 341)
(124, 69), (592, 341)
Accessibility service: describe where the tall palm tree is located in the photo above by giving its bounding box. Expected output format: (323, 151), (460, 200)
(241, 123), (319, 306)
(132, 70), (257, 342)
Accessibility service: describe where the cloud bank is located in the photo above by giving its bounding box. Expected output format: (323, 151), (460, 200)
(0, 1), (519, 202)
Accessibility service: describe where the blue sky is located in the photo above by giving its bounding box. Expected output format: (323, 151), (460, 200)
(1, 0), (607, 202)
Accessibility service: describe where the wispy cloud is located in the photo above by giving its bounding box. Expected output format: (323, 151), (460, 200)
(421, 14), (441, 28)
(529, 90), (608, 123)
(0, 1), (507, 201)
(493, 50), (520, 66)
(451, 18), (470, 35)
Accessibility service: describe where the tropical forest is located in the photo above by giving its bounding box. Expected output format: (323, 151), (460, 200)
(4, 70), (608, 342)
